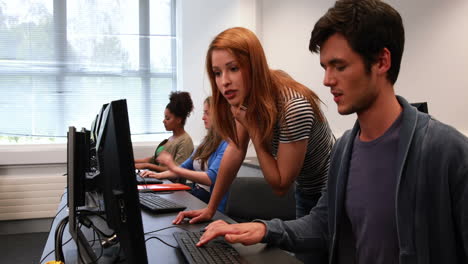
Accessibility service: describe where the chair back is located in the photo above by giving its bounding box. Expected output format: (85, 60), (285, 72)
(224, 177), (296, 222)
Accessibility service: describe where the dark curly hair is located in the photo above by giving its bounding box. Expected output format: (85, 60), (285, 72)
(166, 91), (194, 125)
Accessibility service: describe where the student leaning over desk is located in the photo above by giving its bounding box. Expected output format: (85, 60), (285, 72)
(135, 91), (194, 177)
(173, 27), (335, 223)
(194, 0), (468, 263)
(141, 96), (229, 212)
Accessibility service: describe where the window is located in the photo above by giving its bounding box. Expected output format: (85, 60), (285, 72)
(0, 0), (176, 144)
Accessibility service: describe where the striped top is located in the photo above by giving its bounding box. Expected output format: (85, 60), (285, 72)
(271, 88), (334, 196)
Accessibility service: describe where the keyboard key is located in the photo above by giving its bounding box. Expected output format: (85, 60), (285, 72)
(138, 192), (186, 213)
(174, 231), (244, 264)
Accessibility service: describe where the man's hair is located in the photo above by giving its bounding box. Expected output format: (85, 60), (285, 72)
(309, 0), (405, 84)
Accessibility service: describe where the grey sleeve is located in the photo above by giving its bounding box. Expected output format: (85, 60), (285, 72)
(254, 189), (330, 252)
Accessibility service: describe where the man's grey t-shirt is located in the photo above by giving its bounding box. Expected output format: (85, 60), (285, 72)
(346, 113), (402, 264)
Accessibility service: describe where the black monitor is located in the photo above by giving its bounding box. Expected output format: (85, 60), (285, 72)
(87, 104), (107, 175)
(411, 102), (429, 114)
(95, 103), (109, 149)
(67, 127), (86, 209)
(67, 126), (97, 262)
(89, 115), (98, 145)
(66, 99), (148, 263)
(95, 99), (148, 263)
(80, 128), (92, 173)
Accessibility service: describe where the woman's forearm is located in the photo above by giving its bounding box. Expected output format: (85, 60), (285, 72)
(253, 138), (308, 196)
(251, 139), (284, 190)
(170, 166), (212, 186)
(144, 163), (168, 172)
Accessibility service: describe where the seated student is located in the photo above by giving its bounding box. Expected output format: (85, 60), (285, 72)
(141, 96), (229, 212)
(135, 91), (194, 176)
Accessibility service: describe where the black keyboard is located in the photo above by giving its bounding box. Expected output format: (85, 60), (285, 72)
(138, 192), (186, 213)
(136, 173), (163, 185)
(174, 231), (245, 264)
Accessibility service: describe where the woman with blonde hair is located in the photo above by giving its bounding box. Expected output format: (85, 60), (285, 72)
(174, 27), (334, 224)
(141, 96), (229, 212)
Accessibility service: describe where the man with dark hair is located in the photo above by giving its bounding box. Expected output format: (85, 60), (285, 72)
(196, 0), (468, 263)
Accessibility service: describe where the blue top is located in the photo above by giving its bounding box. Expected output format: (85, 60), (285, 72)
(180, 141), (229, 212)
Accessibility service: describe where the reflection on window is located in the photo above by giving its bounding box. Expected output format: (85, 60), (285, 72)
(0, 0), (175, 144)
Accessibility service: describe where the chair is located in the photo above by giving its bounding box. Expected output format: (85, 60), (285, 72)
(224, 177), (296, 222)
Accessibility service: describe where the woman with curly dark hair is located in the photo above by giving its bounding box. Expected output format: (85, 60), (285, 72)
(135, 91), (194, 176)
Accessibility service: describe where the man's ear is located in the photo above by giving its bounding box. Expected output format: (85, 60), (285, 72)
(376, 47), (391, 75)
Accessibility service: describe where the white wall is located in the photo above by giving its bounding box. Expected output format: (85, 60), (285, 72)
(261, 0), (468, 137)
(177, 0), (241, 145)
(177, 0), (261, 157)
(3, 0), (467, 165)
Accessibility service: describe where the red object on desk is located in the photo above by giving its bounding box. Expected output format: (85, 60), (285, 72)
(137, 183), (191, 192)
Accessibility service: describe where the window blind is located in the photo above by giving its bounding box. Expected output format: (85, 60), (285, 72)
(0, 0), (176, 144)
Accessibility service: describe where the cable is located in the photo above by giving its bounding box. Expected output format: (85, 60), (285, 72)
(54, 216), (69, 262)
(76, 209), (107, 222)
(77, 214), (114, 238)
(46, 203), (67, 235)
(136, 172), (150, 188)
(92, 228), (105, 263)
(145, 236), (178, 248)
(64, 224), (104, 264)
(44, 190), (68, 242)
(142, 225), (191, 250)
(144, 225), (189, 236)
(39, 190), (68, 263)
(74, 214), (108, 264)
(39, 237), (73, 264)
(76, 226), (103, 264)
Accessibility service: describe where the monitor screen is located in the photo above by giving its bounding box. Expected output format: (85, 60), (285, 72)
(67, 126), (98, 262)
(67, 127), (86, 209)
(67, 99), (148, 263)
(95, 99), (148, 263)
(80, 128), (92, 173)
(410, 102), (429, 114)
(94, 103), (109, 151)
(89, 114), (98, 144)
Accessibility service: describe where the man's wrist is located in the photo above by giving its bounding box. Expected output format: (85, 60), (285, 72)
(252, 219), (269, 243)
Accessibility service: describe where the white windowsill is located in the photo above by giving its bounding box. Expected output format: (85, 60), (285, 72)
(0, 141), (163, 166)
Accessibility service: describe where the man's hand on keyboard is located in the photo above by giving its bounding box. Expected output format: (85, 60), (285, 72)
(197, 220), (266, 247)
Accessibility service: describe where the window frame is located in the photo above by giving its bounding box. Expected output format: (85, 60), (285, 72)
(0, 0), (177, 146)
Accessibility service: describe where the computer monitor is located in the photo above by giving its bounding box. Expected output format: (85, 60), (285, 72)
(410, 102), (429, 114)
(67, 126), (98, 263)
(95, 99), (148, 263)
(66, 99), (148, 263)
(87, 105), (107, 178)
(67, 127), (86, 209)
(80, 128), (92, 173)
(95, 103), (109, 149)
(89, 115), (98, 145)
